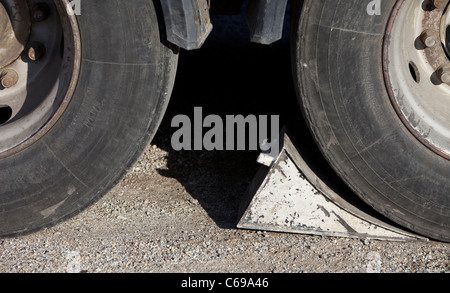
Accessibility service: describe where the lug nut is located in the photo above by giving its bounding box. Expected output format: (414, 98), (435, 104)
(420, 29), (439, 48)
(432, 0), (446, 9)
(437, 66), (450, 84)
(31, 3), (50, 22)
(27, 42), (46, 61)
(0, 69), (19, 88)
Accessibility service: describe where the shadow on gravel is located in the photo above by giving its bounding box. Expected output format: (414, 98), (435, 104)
(151, 11), (307, 229)
(150, 6), (428, 240)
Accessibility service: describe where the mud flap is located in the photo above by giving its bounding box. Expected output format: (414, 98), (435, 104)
(237, 128), (428, 242)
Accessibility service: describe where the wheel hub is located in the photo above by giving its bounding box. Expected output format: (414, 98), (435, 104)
(0, 0), (31, 68)
(0, 0), (81, 157)
(384, 0), (450, 159)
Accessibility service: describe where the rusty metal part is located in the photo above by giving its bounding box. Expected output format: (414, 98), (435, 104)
(0, 0), (81, 157)
(27, 42), (46, 61)
(0, 69), (19, 88)
(433, 0), (447, 9)
(437, 65), (450, 83)
(420, 29), (439, 47)
(383, 0), (450, 160)
(0, 0), (31, 68)
(421, 0), (449, 73)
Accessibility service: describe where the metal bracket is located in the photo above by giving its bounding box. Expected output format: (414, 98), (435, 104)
(246, 0), (288, 45)
(237, 128), (428, 242)
(160, 0), (213, 50)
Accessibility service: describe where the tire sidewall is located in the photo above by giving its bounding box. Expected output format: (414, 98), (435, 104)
(293, 0), (450, 241)
(0, 0), (177, 236)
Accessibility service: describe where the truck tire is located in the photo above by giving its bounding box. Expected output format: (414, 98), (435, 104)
(0, 0), (178, 236)
(292, 0), (450, 242)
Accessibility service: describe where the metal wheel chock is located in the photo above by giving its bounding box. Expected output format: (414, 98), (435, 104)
(237, 127), (428, 242)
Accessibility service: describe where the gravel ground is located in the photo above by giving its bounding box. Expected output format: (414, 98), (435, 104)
(0, 140), (449, 274)
(0, 12), (449, 274)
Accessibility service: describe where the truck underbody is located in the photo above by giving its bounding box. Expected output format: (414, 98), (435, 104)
(0, 0), (448, 242)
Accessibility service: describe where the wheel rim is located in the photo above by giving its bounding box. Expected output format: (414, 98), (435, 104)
(384, 0), (450, 159)
(0, 0), (80, 157)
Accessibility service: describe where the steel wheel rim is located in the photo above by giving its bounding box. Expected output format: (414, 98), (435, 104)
(0, 0), (81, 157)
(384, 0), (450, 159)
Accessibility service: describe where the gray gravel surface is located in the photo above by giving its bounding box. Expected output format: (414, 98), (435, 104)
(0, 12), (449, 274)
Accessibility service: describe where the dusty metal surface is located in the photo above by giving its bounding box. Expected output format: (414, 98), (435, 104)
(238, 130), (428, 242)
(383, 0), (450, 160)
(0, 0), (31, 69)
(0, 0), (81, 158)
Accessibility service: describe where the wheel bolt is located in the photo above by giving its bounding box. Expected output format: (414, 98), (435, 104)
(437, 66), (450, 84)
(432, 0), (446, 9)
(31, 3), (50, 22)
(27, 42), (46, 61)
(0, 69), (19, 88)
(420, 29), (439, 48)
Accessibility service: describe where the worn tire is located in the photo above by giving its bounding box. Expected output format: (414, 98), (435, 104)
(0, 0), (178, 237)
(292, 0), (450, 242)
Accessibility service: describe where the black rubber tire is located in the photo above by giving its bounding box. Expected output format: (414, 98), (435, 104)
(0, 0), (178, 237)
(292, 0), (450, 242)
